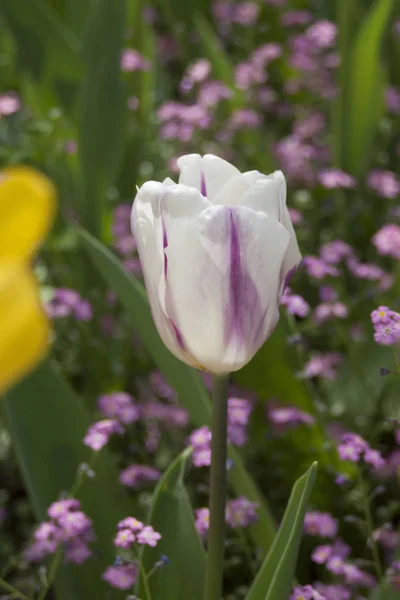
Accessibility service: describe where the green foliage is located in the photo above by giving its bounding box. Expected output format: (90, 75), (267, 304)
(79, 0), (127, 238)
(3, 360), (132, 600)
(245, 463), (317, 600)
(336, 0), (394, 175)
(138, 448), (206, 600)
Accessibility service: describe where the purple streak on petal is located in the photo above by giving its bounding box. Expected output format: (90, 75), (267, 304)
(226, 208), (266, 351)
(200, 171), (207, 197)
(161, 216), (168, 278)
(282, 264), (298, 295)
(169, 319), (186, 351)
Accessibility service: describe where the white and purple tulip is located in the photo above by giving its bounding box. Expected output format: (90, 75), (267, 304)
(131, 153), (301, 374)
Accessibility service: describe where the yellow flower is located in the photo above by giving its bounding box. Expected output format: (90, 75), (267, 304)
(0, 166), (55, 393)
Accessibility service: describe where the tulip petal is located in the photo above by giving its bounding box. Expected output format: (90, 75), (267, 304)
(0, 264), (49, 394)
(177, 153), (240, 202)
(0, 167), (56, 261)
(132, 182), (211, 366)
(164, 205), (290, 373)
(213, 176), (251, 207)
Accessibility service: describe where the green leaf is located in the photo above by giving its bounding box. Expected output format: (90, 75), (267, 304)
(3, 360), (131, 600)
(1, 0), (82, 80)
(341, 0), (394, 175)
(245, 462), (318, 600)
(78, 228), (277, 553)
(79, 0), (127, 238)
(138, 448), (206, 600)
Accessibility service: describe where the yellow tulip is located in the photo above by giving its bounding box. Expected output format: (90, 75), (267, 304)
(0, 166), (55, 393)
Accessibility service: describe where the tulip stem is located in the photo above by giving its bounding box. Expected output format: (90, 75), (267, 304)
(204, 374), (229, 600)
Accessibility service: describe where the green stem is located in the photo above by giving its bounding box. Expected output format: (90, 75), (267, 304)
(204, 374), (229, 600)
(0, 577), (32, 600)
(358, 470), (383, 581)
(37, 547), (63, 600)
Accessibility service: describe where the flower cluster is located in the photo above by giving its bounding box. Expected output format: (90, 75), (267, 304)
(195, 496), (259, 537)
(119, 464), (160, 489)
(102, 517), (162, 590)
(371, 306), (400, 346)
(83, 419), (124, 452)
(337, 433), (385, 469)
(24, 499), (94, 564)
(281, 287), (310, 318)
(98, 392), (140, 425)
(44, 288), (92, 321)
(266, 402), (314, 432)
(304, 512), (338, 538)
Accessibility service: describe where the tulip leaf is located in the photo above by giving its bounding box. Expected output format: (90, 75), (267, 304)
(340, 0), (394, 175)
(78, 228), (277, 553)
(3, 360), (131, 600)
(79, 0), (127, 238)
(245, 462), (318, 600)
(138, 448), (206, 600)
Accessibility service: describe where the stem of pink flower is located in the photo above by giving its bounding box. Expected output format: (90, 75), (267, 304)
(204, 374), (229, 600)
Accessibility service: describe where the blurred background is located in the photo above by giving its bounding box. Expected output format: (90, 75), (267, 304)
(0, 0), (400, 599)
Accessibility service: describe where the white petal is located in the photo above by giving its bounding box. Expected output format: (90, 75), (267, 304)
(213, 175), (251, 206)
(131, 182), (188, 363)
(177, 153), (240, 202)
(164, 205), (290, 373)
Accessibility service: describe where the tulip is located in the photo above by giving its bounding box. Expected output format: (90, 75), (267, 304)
(0, 167), (55, 393)
(132, 153), (301, 374)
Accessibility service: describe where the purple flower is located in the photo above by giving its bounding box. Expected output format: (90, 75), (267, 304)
(120, 49), (150, 72)
(364, 448), (385, 469)
(385, 86), (400, 114)
(114, 528), (136, 549)
(119, 464), (161, 489)
(281, 288), (310, 317)
(304, 512), (338, 538)
(190, 426), (212, 447)
(326, 555), (345, 575)
(313, 583), (350, 600)
(373, 224), (400, 260)
(137, 525), (162, 547)
(290, 585), (317, 600)
(312, 545), (333, 564)
(98, 392), (140, 425)
(374, 323), (400, 346)
(318, 169), (355, 189)
(195, 508), (210, 538)
(118, 516), (144, 532)
(303, 353), (342, 380)
(368, 170), (400, 198)
(0, 93), (21, 116)
(45, 288), (92, 321)
(305, 20), (337, 48)
(267, 404), (314, 430)
(225, 497), (259, 528)
(303, 256), (339, 279)
(320, 241), (353, 264)
(58, 511), (92, 539)
(47, 498), (80, 520)
(102, 564), (138, 590)
(83, 419), (125, 451)
(64, 540), (92, 564)
(313, 302), (348, 324)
